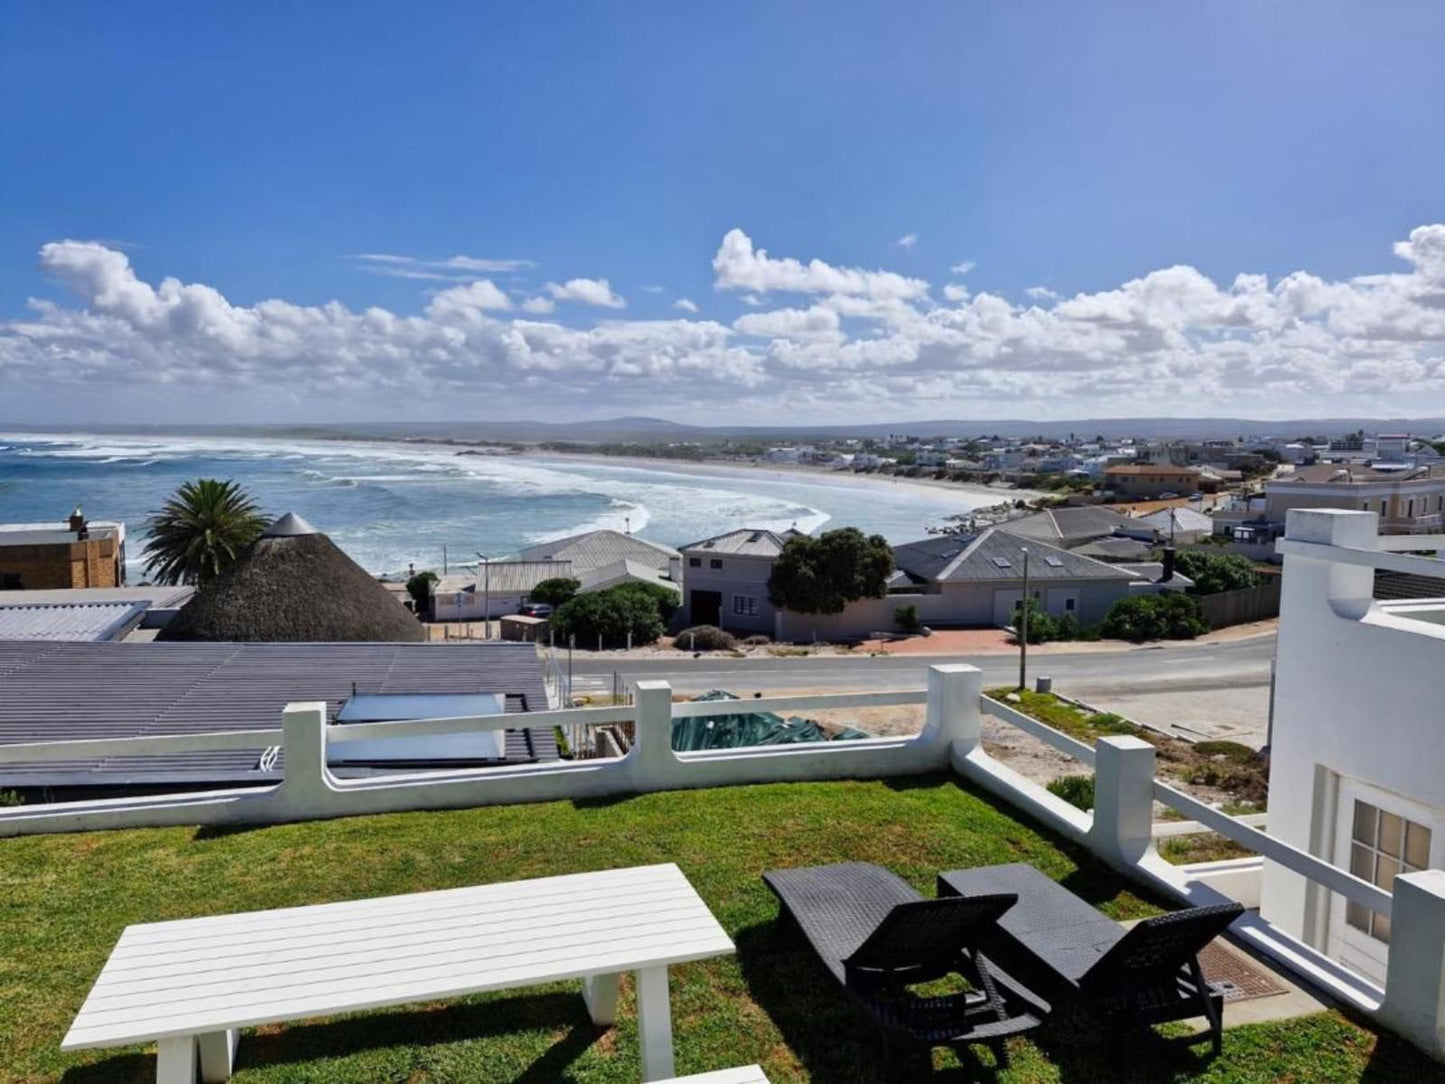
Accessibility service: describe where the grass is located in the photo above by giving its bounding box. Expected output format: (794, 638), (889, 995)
(0, 776), (1429, 1082)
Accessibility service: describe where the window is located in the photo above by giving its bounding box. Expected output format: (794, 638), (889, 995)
(709, 558), (723, 569)
(991, 556), (1011, 568)
(1346, 800), (1431, 944)
(1064, 597), (1077, 612)
(1044, 556), (1064, 568)
(688, 557), (701, 568)
(1407, 499), (1415, 519)
(732, 595), (758, 616)
(0, 573), (20, 591)
(1361, 500), (1370, 512)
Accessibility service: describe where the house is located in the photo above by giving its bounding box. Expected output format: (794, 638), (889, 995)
(1102, 463), (1201, 499)
(1133, 505), (1214, 543)
(678, 527), (804, 633)
(1003, 506), (1144, 548)
(773, 528), (1140, 641)
(518, 528), (681, 583)
(0, 510), (126, 590)
(1261, 508), (1445, 986)
(0, 640), (555, 795)
(433, 560), (572, 622)
(1265, 464), (1445, 535)
(157, 513), (424, 642)
(0, 585), (193, 642)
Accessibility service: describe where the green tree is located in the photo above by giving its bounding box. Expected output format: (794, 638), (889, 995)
(406, 570), (439, 611)
(1171, 550), (1262, 595)
(767, 527), (894, 615)
(142, 479), (268, 586)
(1100, 593), (1208, 642)
(551, 585), (665, 649)
(605, 581), (681, 623)
(529, 577), (581, 606)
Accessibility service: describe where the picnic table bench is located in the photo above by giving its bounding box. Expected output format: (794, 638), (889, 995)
(63, 862), (734, 1082)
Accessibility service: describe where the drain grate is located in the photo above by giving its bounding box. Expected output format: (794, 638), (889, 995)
(1198, 940), (1289, 1002)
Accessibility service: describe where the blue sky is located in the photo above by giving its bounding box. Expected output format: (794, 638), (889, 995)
(3, 2), (1445, 424)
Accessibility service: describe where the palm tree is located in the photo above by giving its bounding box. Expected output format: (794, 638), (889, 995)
(142, 479), (268, 586)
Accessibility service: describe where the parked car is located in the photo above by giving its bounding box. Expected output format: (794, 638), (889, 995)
(519, 602), (553, 618)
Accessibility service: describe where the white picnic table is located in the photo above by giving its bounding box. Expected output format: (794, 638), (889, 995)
(661, 1068), (769, 1083)
(62, 862), (734, 1082)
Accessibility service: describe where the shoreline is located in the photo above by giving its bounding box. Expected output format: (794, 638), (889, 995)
(523, 448), (1046, 505)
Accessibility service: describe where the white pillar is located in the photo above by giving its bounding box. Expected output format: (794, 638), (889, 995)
(279, 701), (330, 813)
(1090, 735), (1157, 870)
(198, 1028), (238, 1082)
(582, 973), (621, 1026)
(1281, 508), (1378, 620)
(635, 965), (674, 1081)
(926, 663), (982, 756)
(628, 680), (676, 789)
(1380, 870), (1445, 1061)
(155, 1036), (197, 1084)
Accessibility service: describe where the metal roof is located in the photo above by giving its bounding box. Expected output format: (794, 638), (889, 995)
(474, 560), (573, 594)
(519, 529), (678, 574)
(1003, 506), (1139, 545)
(893, 528), (1138, 584)
(261, 511), (318, 537)
(577, 558), (681, 595)
(0, 641), (554, 789)
(0, 585), (195, 608)
(680, 527), (804, 557)
(0, 601), (149, 642)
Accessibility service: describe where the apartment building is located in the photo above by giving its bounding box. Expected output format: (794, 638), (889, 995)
(0, 511), (126, 591)
(1265, 464), (1445, 535)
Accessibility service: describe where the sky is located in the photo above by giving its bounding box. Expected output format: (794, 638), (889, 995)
(3, 2), (1445, 427)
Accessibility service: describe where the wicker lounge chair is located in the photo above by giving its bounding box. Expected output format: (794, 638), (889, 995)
(762, 862), (1048, 1065)
(938, 863), (1244, 1054)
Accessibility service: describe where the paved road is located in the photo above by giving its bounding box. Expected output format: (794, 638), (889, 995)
(564, 634), (1275, 696)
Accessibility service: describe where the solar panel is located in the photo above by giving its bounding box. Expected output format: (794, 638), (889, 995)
(1044, 556), (1064, 567)
(991, 556), (1011, 568)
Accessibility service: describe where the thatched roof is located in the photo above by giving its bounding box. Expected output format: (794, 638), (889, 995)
(158, 514), (425, 643)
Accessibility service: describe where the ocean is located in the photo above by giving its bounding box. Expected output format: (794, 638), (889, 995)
(0, 432), (995, 579)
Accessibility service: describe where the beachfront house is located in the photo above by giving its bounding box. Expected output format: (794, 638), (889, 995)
(0, 509), (126, 590)
(678, 527), (803, 633)
(519, 528), (682, 594)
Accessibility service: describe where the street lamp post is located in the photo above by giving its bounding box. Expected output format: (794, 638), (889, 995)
(476, 552), (491, 640)
(1018, 546), (1030, 691)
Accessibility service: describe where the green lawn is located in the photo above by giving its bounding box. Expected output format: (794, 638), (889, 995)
(0, 775), (1431, 1082)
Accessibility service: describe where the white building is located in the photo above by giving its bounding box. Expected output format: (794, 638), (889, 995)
(1262, 508), (1445, 986)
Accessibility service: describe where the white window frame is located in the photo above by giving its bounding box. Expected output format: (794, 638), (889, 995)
(732, 595), (759, 617)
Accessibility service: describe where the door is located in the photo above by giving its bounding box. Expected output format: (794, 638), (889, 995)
(1326, 778), (1445, 984)
(690, 589), (722, 627)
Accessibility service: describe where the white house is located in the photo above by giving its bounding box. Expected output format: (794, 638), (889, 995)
(1262, 508), (1445, 986)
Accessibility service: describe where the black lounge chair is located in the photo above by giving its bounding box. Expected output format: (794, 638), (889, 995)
(762, 862), (1048, 1066)
(938, 863), (1245, 1054)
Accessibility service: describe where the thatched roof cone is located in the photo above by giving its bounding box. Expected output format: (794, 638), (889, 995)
(157, 514), (424, 643)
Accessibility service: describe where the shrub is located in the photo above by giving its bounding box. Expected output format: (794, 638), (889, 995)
(1099, 593), (1209, 642)
(673, 625), (737, 651)
(768, 527), (894, 614)
(405, 570), (439, 615)
(605, 581), (681, 623)
(1171, 550), (1262, 594)
(0, 789), (23, 807)
(894, 603), (922, 633)
(529, 577), (581, 606)
(743, 634), (771, 646)
(1011, 597), (1062, 643)
(1047, 774), (1095, 812)
(551, 586), (665, 649)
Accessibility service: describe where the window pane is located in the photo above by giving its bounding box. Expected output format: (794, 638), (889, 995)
(1350, 843), (1374, 880)
(1374, 912), (1392, 944)
(1346, 900), (1371, 932)
(1406, 822), (1432, 869)
(1379, 812), (1403, 858)
(1353, 802), (1377, 845)
(1374, 856), (1400, 891)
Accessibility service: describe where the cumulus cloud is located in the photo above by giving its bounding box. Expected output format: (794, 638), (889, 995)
(950, 260), (976, 275)
(712, 229), (931, 301)
(349, 252), (533, 281)
(545, 278), (626, 308)
(8, 225), (1445, 421)
(673, 298), (699, 313)
(895, 233), (918, 249)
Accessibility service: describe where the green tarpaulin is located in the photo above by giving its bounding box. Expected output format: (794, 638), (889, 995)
(672, 689), (870, 752)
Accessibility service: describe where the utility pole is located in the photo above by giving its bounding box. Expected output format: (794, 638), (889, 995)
(476, 552), (491, 641)
(1018, 546), (1030, 691)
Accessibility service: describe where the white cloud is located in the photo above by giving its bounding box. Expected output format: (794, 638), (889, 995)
(545, 278), (626, 308)
(950, 260), (976, 275)
(349, 252), (534, 281)
(639, 284), (665, 294)
(895, 233), (918, 249)
(673, 298), (699, 313)
(1024, 285), (1060, 301)
(9, 225), (1445, 421)
(712, 229), (931, 301)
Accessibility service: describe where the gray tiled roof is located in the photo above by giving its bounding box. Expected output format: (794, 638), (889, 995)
(0, 641), (554, 788)
(0, 601), (149, 642)
(519, 529), (678, 574)
(680, 527), (805, 557)
(1003, 506), (1140, 545)
(893, 528), (1138, 584)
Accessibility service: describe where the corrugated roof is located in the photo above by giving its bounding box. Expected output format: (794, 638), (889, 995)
(893, 528), (1138, 584)
(519, 529), (678, 574)
(0, 601), (149, 642)
(1135, 506), (1214, 533)
(680, 527), (804, 557)
(0, 585), (194, 608)
(577, 559), (682, 594)
(0, 641), (554, 788)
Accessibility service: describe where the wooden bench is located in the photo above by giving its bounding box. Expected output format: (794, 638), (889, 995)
(63, 863), (734, 1082)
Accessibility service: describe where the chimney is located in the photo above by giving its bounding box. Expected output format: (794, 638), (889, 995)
(68, 507), (88, 541)
(668, 555), (682, 583)
(1161, 545), (1175, 583)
